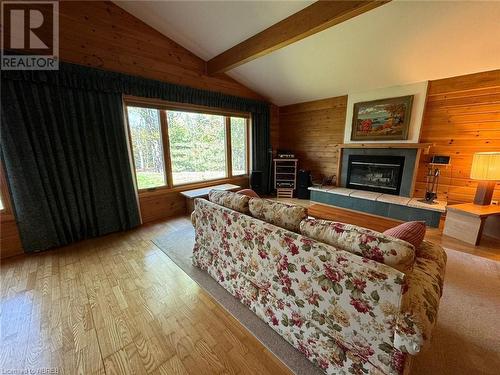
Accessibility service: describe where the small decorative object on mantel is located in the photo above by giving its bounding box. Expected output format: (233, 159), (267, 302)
(351, 95), (414, 141)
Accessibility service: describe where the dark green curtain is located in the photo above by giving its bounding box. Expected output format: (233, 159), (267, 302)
(1, 75), (141, 252)
(1, 62), (271, 253)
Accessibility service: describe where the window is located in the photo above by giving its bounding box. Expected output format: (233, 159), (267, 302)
(0, 165), (11, 215)
(126, 106), (167, 190)
(125, 99), (250, 190)
(168, 111), (226, 185)
(230, 117), (248, 176)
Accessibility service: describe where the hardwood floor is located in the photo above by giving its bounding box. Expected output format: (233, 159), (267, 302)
(0, 217), (291, 375)
(1, 202), (498, 375)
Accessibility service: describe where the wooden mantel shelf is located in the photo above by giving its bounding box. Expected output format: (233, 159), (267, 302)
(338, 143), (433, 149)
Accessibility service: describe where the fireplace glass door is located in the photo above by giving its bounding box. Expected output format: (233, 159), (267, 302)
(346, 155), (405, 195)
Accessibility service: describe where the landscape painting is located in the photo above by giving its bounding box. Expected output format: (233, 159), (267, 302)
(351, 95), (414, 141)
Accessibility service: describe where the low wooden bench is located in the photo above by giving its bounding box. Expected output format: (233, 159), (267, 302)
(180, 183), (241, 214)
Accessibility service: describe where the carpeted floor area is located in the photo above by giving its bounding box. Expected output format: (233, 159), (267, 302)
(153, 226), (500, 375)
(411, 248), (500, 375)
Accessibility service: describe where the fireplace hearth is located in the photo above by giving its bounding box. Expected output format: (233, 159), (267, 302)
(346, 155), (405, 195)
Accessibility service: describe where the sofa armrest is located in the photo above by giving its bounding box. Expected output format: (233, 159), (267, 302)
(191, 198), (208, 227)
(394, 241), (447, 355)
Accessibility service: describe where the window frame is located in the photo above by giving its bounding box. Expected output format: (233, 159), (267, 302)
(0, 164), (14, 220)
(123, 95), (251, 193)
(228, 116), (250, 178)
(125, 104), (170, 192)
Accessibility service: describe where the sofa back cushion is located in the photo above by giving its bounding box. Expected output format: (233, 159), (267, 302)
(249, 198), (307, 232)
(300, 218), (415, 272)
(208, 190), (250, 214)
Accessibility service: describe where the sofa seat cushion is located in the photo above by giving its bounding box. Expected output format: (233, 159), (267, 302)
(300, 218), (415, 273)
(249, 198), (307, 232)
(208, 190), (250, 214)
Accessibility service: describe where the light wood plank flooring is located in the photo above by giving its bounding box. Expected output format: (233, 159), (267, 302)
(2, 204), (499, 375)
(0, 217), (291, 375)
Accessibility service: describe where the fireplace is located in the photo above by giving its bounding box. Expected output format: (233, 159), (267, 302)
(346, 155), (405, 195)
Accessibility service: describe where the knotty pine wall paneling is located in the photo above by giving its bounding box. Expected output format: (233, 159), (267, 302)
(1, 1), (264, 256)
(0, 166), (23, 258)
(414, 70), (500, 204)
(0, 219), (23, 259)
(57, 1), (263, 100)
(139, 176), (249, 224)
(279, 96), (348, 180)
(270, 104), (280, 153)
(277, 70), (499, 206)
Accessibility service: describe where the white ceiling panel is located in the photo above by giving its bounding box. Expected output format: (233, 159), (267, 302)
(114, 0), (313, 60)
(115, 1), (500, 106)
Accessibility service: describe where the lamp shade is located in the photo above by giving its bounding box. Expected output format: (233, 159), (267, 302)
(470, 152), (500, 181)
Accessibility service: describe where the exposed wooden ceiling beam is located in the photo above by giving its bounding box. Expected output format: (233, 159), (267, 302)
(207, 0), (391, 75)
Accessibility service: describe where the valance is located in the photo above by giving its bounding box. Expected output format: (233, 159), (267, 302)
(2, 62), (271, 193)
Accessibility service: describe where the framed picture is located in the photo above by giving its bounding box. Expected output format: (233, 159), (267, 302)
(351, 95), (414, 141)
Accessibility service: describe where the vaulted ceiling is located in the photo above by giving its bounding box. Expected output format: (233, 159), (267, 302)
(115, 0), (500, 106)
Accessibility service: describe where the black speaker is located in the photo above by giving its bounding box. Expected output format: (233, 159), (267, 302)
(250, 170), (263, 194)
(297, 170), (311, 199)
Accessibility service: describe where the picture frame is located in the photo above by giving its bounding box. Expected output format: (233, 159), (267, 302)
(350, 95), (414, 141)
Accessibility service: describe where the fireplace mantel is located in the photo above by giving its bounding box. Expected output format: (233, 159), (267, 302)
(338, 143), (432, 152)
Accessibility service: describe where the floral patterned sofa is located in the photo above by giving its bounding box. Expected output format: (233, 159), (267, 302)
(192, 192), (446, 375)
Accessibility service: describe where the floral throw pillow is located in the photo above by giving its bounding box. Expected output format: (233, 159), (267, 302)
(208, 190), (250, 214)
(300, 218), (415, 273)
(248, 198), (307, 233)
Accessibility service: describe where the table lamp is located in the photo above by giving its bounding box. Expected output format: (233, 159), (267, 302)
(470, 152), (500, 205)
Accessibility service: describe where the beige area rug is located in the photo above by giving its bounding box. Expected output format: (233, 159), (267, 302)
(154, 227), (500, 375)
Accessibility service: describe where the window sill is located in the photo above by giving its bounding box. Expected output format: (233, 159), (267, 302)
(0, 212), (16, 223)
(138, 175), (249, 198)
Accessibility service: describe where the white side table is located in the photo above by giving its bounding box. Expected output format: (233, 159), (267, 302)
(443, 203), (500, 245)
